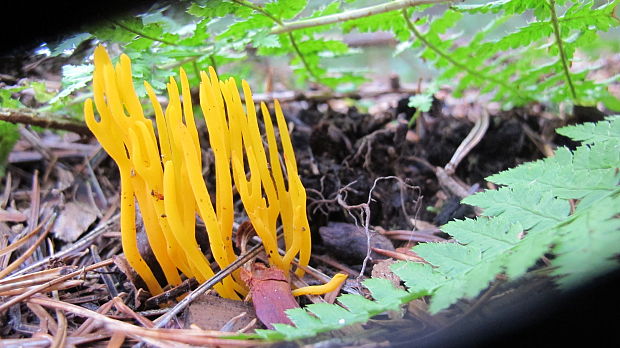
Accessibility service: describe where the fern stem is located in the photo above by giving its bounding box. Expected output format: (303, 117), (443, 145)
(547, 0), (578, 103)
(230, 0), (281, 23)
(110, 20), (179, 46)
(208, 56), (218, 72)
(193, 60), (202, 79)
(230, 0), (321, 83)
(401, 10), (527, 101)
(272, 0), (454, 34)
(287, 32), (322, 82)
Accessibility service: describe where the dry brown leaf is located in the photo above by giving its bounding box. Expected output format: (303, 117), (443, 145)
(52, 201), (97, 242)
(371, 258), (402, 289)
(185, 293), (257, 332)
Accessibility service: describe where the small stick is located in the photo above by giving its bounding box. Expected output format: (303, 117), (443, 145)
(150, 242), (265, 329)
(1, 172), (11, 209)
(144, 278), (199, 308)
(112, 296), (155, 328)
(0, 108), (92, 135)
(444, 109), (490, 175)
(310, 254), (359, 278)
(107, 332), (127, 348)
(50, 305), (68, 348)
(371, 247), (427, 263)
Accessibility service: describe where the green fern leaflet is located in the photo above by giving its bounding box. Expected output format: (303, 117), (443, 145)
(255, 116), (620, 341)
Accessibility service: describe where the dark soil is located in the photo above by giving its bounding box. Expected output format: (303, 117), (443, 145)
(294, 97), (545, 233)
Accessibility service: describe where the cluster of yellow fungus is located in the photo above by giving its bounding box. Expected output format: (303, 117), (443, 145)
(84, 46), (322, 299)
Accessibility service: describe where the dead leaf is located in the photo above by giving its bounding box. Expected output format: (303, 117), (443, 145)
(185, 293), (257, 332)
(52, 202), (97, 242)
(371, 258), (402, 288)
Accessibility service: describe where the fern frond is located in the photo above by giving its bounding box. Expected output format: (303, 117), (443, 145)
(556, 116), (620, 144)
(258, 116), (620, 341)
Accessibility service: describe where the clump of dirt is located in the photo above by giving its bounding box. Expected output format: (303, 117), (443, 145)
(286, 95), (545, 244)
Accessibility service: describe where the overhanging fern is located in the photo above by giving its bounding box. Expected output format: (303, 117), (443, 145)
(255, 116), (620, 341)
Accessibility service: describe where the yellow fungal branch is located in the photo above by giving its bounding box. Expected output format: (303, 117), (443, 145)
(85, 46), (237, 297)
(291, 273), (348, 296)
(85, 45), (341, 300)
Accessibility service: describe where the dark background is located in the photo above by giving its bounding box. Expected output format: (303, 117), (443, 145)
(1, 1), (155, 55)
(2, 1), (619, 346)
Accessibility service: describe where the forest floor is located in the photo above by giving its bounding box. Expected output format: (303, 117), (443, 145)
(0, 46), (617, 347)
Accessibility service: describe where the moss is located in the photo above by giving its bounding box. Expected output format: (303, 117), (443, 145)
(0, 121), (19, 176)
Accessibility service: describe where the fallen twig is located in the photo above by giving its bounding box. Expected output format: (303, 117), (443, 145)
(150, 241), (265, 330)
(444, 109), (490, 175)
(0, 108), (92, 136)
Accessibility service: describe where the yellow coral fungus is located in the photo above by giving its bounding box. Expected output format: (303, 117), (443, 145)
(291, 273), (348, 296)
(85, 45), (340, 300)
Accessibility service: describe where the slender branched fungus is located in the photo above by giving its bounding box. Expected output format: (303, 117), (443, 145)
(85, 45), (341, 299)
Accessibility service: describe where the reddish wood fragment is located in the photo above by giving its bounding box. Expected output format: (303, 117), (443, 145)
(240, 263), (299, 329)
(371, 247), (428, 263)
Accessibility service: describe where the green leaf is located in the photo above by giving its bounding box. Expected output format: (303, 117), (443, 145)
(285, 307), (325, 331)
(49, 32), (92, 56)
(338, 294), (386, 316)
(50, 64), (94, 103)
(342, 11), (409, 41)
(552, 194), (620, 288)
(407, 94), (433, 112)
(0, 86), (27, 108)
(306, 302), (360, 328)
(28, 81), (56, 103)
(363, 277), (410, 310)
(248, 118), (620, 340)
(391, 261), (448, 295)
(556, 116), (620, 144)
(428, 9), (462, 34)
(265, 0), (307, 20)
(463, 187), (570, 232)
(454, 0), (547, 15)
(188, 0), (253, 18)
